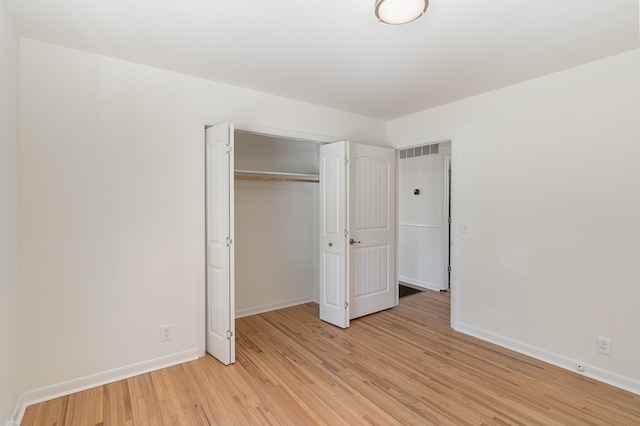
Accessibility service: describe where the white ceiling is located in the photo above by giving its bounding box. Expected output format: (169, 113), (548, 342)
(5, 0), (639, 120)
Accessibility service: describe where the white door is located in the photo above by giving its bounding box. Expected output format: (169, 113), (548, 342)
(205, 123), (235, 364)
(348, 143), (396, 319)
(319, 141), (396, 327)
(319, 141), (349, 328)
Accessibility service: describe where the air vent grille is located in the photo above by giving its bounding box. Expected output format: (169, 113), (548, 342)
(399, 143), (439, 160)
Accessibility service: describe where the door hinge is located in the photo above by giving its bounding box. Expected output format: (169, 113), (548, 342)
(344, 229), (349, 237)
(344, 301), (349, 308)
(448, 265), (451, 272)
(226, 330), (233, 339)
(226, 237), (233, 246)
(344, 157), (349, 165)
(448, 217), (451, 225)
(226, 144), (233, 153)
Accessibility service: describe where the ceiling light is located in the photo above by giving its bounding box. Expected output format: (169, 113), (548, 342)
(375, 0), (428, 25)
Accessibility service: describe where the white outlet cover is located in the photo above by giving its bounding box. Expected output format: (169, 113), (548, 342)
(161, 324), (173, 342)
(597, 336), (611, 355)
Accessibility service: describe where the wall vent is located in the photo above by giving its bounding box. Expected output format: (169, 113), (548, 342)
(400, 143), (439, 160)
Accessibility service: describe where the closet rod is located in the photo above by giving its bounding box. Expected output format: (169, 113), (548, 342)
(234, 175), (319, 184)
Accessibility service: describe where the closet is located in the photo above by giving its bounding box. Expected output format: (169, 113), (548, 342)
(205, 124), (398, 365)
(205, 123), (321, 365)
(234, 131), (320, 318)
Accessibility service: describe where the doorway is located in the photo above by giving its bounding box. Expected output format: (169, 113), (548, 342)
(234, 131), (321, 318)
(397, 141), (451, 293)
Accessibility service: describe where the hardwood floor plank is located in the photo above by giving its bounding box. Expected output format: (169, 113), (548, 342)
(21, 290), (639, 425)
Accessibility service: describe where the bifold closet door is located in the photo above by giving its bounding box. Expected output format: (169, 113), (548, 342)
(319, 141), (396, 328)
(205, 123), (235, 365)
(319, 141), (349, 328)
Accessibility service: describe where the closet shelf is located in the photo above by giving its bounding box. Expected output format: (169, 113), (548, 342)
(234, 170), (319, 183)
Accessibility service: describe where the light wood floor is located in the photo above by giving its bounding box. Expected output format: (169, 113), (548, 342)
(22, 291), (639, 425)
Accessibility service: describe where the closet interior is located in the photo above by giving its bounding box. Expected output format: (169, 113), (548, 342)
(234, 131), (321, 318)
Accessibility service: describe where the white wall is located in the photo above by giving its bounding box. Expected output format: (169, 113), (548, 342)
(0, 0), (21, 422)
(234, 132), (319, 175)
(19, 38), (387, 398)
(235, 180), (319, 316)
(390, 49), (640, 392)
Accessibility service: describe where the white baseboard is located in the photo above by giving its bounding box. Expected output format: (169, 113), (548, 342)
(235, 295), (315, 318)
(454, 322), (640, 396)
(399, 276), (443, 292)
(11, 348), (199, 424)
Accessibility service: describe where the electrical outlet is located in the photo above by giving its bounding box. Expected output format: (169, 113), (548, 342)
(597, 336), (611, 355)
(160, 324), (173, 342)
(576, 362), (585, 372)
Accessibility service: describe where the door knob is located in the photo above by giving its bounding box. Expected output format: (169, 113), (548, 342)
(349, 238), (361, 245)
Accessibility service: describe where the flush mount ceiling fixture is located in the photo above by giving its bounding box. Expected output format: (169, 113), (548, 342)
(375, 0), (429, 25)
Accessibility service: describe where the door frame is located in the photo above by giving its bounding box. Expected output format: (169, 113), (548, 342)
(443, 153), (451, 290)
(197, 120), (338, 357)
(394, 134), (458, 328)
